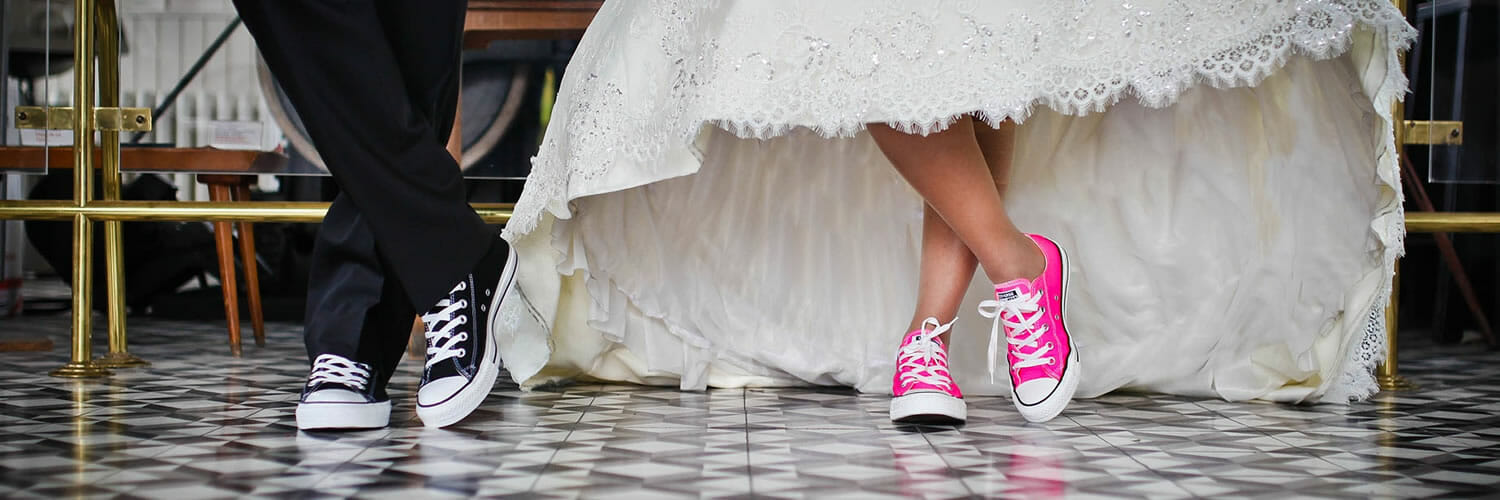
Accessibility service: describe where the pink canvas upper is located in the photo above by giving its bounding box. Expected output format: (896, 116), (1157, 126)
(891, 319), (962, 399)
(980, 234), (1073, 402)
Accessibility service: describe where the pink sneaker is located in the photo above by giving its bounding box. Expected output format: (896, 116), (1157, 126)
(978, 234), (1079, 423)
(890, 317), (966, 424)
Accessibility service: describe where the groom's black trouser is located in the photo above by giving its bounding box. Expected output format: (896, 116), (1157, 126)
(233, 0), (491, 396)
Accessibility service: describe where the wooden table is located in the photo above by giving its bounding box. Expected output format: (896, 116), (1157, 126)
(464, 0), (601, 47)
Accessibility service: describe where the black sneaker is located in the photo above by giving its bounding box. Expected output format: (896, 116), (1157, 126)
(415, 238), (517, 428)
(296, 354), (390, 430)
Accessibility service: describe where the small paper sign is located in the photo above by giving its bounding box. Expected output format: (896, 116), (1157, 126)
(19, 129), (73, 146)
(209, 120), (266, 151)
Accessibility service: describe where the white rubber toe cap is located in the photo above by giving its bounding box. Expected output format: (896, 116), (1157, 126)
(1014, 378), (1061, 406)
(418, 377), (468, 407)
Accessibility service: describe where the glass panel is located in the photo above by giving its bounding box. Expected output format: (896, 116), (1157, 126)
(1, 0), (75, 310)
(1, 0), (77, 175)
(450, 39), (579, 180)
(115, 1), (272, 170)
(2, 0), (598, 182)
(254, 38), (579, 179)
(3, 0), (597, 184)
(1406, 0), (1497, 184)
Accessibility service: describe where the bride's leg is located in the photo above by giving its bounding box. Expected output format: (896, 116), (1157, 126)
(902, 119), (1019, 340)
(973, 120), (1017, 200)
(869, 117), (1040, 284)
(883, 117), (1032, 423)
(907, 203), (977, 339)
(883, 117), (1076, 425)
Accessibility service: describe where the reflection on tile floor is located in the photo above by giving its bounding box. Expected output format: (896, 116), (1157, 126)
(1, 313), (1499, 499)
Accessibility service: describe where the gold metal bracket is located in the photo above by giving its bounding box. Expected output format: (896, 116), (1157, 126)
(95, 108), (153, 132)
(1402, 120), (1463, 145)
(14, 106), (74, 130)
(13, 106), (153, 132)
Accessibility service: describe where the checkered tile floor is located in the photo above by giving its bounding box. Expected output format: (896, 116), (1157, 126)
(1, 311), (1498, 498)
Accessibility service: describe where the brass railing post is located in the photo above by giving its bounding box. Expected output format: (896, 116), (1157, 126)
(1378, 0), (1415, 391)
(92, 0), (146, 369)
(1379, 261), (1415, 389)
(51, 0), (109, 378)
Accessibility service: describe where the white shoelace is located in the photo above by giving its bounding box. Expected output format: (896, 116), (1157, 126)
(978, 289), (1055, 383)
(896, 317), (956, 391)
(422, 282), (470, 369)
(308, 354), (371, 391)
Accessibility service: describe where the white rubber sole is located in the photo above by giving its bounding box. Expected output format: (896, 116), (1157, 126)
(1014, 345), (1080, 423)
(1013, 241), (1079, 423)
(296, 400), (391, 430)
(891, 392), (967, 424)
(416, 247), (517, 429)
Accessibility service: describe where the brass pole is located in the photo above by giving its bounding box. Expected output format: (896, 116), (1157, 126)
(1379, 261), (1414, 389)
(1405, 212), (1500, 232)
(92, 0), (146, 369)
(52, 0), (109, 378)
(1377, 0), (1414, 391)
(0, 200), (514, 223)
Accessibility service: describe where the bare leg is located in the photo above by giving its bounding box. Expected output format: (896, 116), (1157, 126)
(905, 203), (979, 337)
(973, 120), (1017, 197)
(870, 117), (1041, 287)
(894, 119), (1024, 340)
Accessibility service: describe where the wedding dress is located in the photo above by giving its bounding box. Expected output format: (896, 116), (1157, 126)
(493, 0), (1414, 403)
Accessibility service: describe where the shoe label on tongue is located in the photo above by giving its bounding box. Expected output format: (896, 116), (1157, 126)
(997, 289), (1020, 301)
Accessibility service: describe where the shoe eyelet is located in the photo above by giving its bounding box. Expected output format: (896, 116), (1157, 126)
(458, 349), (467, 358)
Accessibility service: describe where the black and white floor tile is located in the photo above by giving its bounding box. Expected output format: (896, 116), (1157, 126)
(1, 310), (1498, 498)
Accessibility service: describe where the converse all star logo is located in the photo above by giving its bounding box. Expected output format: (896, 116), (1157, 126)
(997, 289), (1020, 301)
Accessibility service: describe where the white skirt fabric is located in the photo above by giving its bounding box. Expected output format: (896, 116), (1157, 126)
(496, 0), (1415, 403)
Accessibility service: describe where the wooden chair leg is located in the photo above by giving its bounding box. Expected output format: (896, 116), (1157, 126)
(448, 91), (463, 162)
(234, 182), (267, 347)
(409, 316), (425, 358)
(207, 183), (242, 356)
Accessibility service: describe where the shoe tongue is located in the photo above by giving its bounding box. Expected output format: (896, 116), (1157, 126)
(903, 329), (945, 348)
(426, 356), (463, 382)
(994, 279), (1034, 302)
(432, 277), (471, 312)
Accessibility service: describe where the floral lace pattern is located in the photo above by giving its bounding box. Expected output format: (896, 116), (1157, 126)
(503, 0), (1415, 402)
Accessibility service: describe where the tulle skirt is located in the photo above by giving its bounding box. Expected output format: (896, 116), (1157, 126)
(495, 0), (1414, 403)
